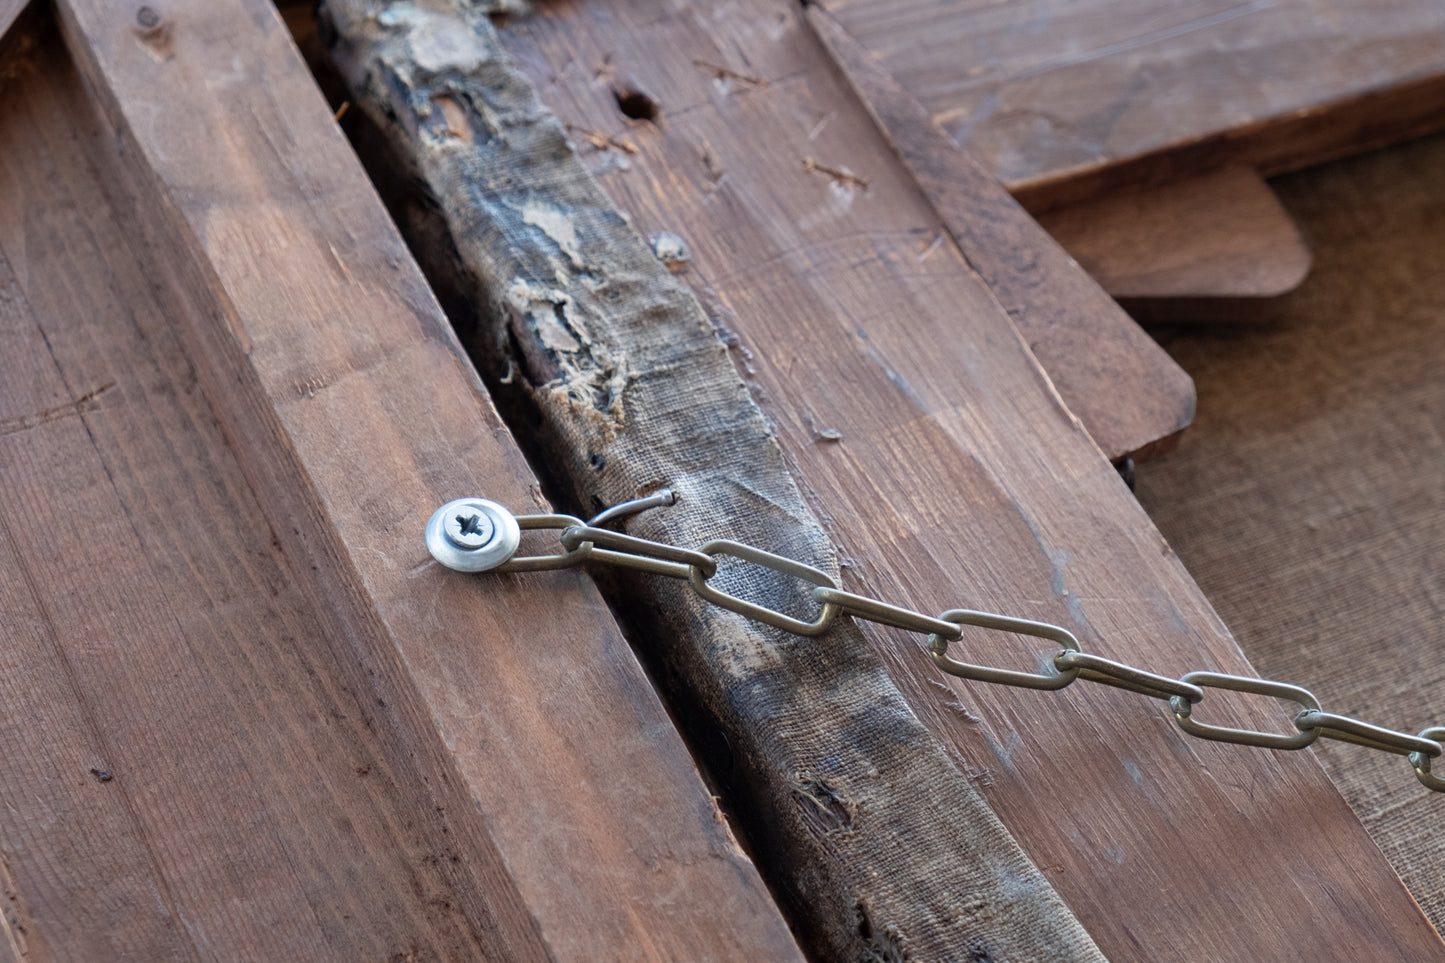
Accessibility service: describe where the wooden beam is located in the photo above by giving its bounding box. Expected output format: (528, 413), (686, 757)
(807, 7), (1194, 458)
(320, 1), (1107, 959)
(24, 0), (798, 958)
(475, 2), (1433, 959)
(817, 0), (1445, 211)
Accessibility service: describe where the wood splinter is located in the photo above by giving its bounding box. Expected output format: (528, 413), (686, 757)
(566, 123), (638, 154)
(802, 156), (868, 190)
(693, 57), (764, 87)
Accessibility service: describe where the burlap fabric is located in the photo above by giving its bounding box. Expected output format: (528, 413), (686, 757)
(1139, 133), (1445, 933)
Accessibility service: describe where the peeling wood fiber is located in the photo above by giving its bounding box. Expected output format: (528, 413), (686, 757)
(319, 2), (1103, 958)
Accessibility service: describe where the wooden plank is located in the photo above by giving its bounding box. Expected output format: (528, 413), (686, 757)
(319, 2), (1107, 959)
(807, 7), (1193, 459)
(810, 9), (1306, 311)
(473, 3), (1441, 960)
(0, 50), (487, 958)
(1037, 166), (1312, 301)
(0, 2), (799, 959)
(819, 0), (1445, 211)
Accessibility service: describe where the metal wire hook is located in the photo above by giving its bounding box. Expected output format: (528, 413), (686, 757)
(587, 488), (677, 528)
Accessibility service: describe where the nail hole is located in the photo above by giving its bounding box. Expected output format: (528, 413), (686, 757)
(613, 86), (659, 121)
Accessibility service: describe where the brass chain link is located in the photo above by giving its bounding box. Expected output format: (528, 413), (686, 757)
(429, 492), (1445, 794)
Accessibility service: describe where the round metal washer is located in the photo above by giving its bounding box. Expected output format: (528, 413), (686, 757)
(426, 498), (522, 572)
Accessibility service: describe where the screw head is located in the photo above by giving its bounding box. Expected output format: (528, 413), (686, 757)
(443, 508), (495, 549)
(426, 498), (521, 572)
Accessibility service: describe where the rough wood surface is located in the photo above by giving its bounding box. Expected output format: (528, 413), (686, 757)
(482, 2), (1439, 960)
(820, 0), (1445, 212)
(0, 36), (498, 958)
(808, 6), (1193, 459)
(1137, 130), (1445, 937)
(320, 1), (1107, 959)
(1037, 166), (1312, 301)
(0, 3), (798, 959)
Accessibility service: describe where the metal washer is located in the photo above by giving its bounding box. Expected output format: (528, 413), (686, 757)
(426, 498), (522, 572)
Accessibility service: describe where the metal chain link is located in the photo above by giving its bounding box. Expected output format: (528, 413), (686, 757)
(426, 492), (1445, 794)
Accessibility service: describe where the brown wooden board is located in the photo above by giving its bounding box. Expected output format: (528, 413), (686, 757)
(819, 0), (1445, 211)
(807, 8), (1311, 307)
(808, 6), (1194, 459)
(1036, 166), (1313, 300)
(0, 4), (798, 959)
(483, 1), (1444, 959)
(319, 1), (1107, 958)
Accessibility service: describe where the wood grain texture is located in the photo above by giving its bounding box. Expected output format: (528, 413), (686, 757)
(1037, 166), (1312, 301)
(492, 1), (1444, 959)
(0, 3), (797, 959)
(0, 36), (513, 959)
(319, 1), (1106, 958)
(808, 6), (1193, 459)
(821, 0), (1445, 212)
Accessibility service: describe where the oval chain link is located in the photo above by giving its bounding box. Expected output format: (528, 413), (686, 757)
(482, 504), (1445, 795)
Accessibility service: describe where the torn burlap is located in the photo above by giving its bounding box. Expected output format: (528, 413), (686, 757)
(319, 1), (1104, 958)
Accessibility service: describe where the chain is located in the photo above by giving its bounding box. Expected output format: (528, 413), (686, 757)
(425, 492), (1445, 794)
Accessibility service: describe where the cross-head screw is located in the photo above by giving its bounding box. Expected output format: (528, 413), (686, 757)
(426, 498), (521, 572)
(444, 508), (495, 549)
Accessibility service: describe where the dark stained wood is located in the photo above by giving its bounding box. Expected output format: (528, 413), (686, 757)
(1037, 166), (1312, 300)
(820, 0), (1445, 213)
(490, 1), (1444, 959)
(0, 4), (799, 959)
(808, 6), (1193, 459)
(319, 2), (1106, 959)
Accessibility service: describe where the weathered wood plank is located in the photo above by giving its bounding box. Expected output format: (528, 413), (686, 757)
(0, 26), (524, 958)
(319, 1), (1108, 959)
(819, 0), (1445, 212)
(808, 6), (1194, 459)
(12, 1), (798, 958)
(478, 2), (1438, 960)
(1036, 166), (1312, 301)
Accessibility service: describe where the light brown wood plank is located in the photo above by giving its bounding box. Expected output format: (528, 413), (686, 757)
(0, 1), (799, 959)
(1038, 166), (1312, 301)
(820, 0), (1445, 212)
(493, 2), (1444, 959)
(808, 6), (1193, 458)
